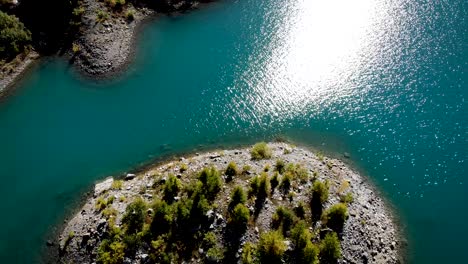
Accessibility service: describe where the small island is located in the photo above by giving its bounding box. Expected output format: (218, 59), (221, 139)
(57, 142), (403, 264)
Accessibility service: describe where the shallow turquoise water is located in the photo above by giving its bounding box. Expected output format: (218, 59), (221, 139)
(0, 0), (466, 262)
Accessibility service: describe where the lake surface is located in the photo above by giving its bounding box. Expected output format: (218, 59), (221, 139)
(0, 0), (466, 262)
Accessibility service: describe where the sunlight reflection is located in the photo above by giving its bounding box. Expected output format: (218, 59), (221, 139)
(239, 0), (383, 121)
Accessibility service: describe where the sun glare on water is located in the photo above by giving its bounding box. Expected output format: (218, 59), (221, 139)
(235, 0), (388, 122)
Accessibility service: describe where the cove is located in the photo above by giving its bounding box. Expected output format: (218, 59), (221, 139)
(0, 0), (466, 263)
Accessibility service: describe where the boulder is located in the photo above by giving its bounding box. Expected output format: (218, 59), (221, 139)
(125, 173), (136, 180)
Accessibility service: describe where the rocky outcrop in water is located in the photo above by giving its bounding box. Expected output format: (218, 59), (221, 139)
(56, 142), (404, 264)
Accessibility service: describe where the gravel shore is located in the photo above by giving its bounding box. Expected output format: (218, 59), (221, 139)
(56, 142), (405, 264)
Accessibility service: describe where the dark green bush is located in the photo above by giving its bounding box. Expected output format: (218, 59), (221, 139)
(312, 180), (329, 205)
(251, 142), (272, 160)
(173, 197), (191, 224)
(97, 239), (125, 264)
(320, 232), (341, 261)
(225, 161), (238, 178)
(203, 232), (217, 248)
(294, 201), (306, 219)
(241, 242), (256, 264)
(291, 221), (311, 250)
(272, 206), (295, 235)
(258, 231), (287, 264)
(229, 204), (250, 229)
(340, 192), (354, 204)
(275, 159), (285, 174)
(164, 174), (181, 202)
(0, 11), (31, 59)
(302, 241), (320, 264)
(122, 197), (147, 235)
(258, 172), (270, 198)
(322, 203), (348, 232)
(206, 246), (224, 263)
(270, 172), (279, 191)
(280, 172), (292, 192)
(248, 175), (259, 197)
(230, 186), (247, 209)
(150, 199), (172, 236)
(198, 166), (222, 200)
(190, 191), (211, 220)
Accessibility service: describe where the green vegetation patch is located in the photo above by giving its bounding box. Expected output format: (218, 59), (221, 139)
(0, 11), (31, 59)
(251, 142), (272, 160)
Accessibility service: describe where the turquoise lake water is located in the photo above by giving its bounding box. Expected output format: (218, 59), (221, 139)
(0, 0), (466, 262)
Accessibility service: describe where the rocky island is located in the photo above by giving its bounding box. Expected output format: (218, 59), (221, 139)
(56, 142), (403, 264)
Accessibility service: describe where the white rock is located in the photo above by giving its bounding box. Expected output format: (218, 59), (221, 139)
(94, 177), (114, 196)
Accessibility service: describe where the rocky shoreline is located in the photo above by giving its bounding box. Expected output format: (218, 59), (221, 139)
(56, 142), (404, 264)
(1, 0), (206, 94)
(71, 0), (209, 78)
(0, 50), (39, 98)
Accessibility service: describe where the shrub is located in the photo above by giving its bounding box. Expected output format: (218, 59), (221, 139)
(248, 175), (259, 197)
(302, 241), (320, 264)
(206, 246), (224, 262)
(164, 174), (181, 202)
(230, 186), (247, 209)
(95, 196), (108, 211)
(105, 0), (126, 9)
(340, 192), (353, 204)
(294, 201), (306, 219)
(229, 204), (250, 229)
(311, 180), (329, 205)
(275, 159), (285, 174)
(179, 163), (188, 173)
(97, 239), (125, 264)
(72, 6), (85, 17)
(272, 206), (295, 235)
(0, 11), (32, 58)
(122, 197), (147, 234)
(322, 203), (348, 232)
(284, 163), (309, 183)
(258, 231), (287, 264)
(198, 166), (222, 200)
(241, 242), (256, 264)
(280, 172), (292, 192)
(295, 165), (309, 183)
(111, 180), (123, 190)
(270, 172), (279, 191)
(102, 207), (118, 219)
(258, 172), (270, 198)
(320, 232), (341, 261)
(225, 161), (238, 178)
(96, 10), (108, 22)
(173, 197), (191, 225)
(291, 221), (319, 263)
(126, 10), (135, 21)
(150, 199), (172, 235)
(203, 232), (217, 248)
(291, 221), (310, 250)
(123, 233), (142, 254)
(251, 142), (272, 160)
(242, 165), (252, 174)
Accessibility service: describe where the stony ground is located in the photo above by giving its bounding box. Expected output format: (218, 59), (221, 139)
(56, 142), (404, 264)
(72, 0), (202, 77)
(71, 0), (154, 77)
(0, 50), (39, 96)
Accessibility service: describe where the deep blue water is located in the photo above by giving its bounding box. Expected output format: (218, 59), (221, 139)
(0, 0), (466, 262)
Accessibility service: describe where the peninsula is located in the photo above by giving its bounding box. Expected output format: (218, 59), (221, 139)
(56, 142), (403, 264)
(0, 0), (208, 95)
